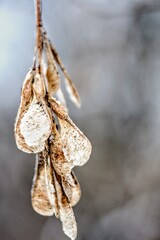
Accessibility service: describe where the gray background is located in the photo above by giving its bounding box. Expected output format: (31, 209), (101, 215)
(1, 0), (160, 239)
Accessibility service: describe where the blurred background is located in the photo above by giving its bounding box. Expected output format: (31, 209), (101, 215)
(1, 0), (160, 239)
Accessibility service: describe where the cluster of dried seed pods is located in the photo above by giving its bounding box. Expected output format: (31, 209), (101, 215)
(14, 22), (92, 240)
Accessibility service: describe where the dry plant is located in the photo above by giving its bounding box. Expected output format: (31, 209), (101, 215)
(14, 0), (92, 239)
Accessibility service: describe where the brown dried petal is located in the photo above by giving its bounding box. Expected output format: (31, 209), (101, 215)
(54, 172), (77, 240)
(15, 69), (34, 153)
(31, 151), (54, 216)
(49, 97), (92, 166)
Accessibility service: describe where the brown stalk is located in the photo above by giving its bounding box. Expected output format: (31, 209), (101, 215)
(35, 0), (43, 69)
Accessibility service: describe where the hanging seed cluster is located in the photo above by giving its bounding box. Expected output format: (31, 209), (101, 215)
(14, 28), (92, 240)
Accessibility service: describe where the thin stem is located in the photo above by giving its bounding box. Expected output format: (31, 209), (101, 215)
(35, 0), (43, 69)
(32, 47), (37, 70)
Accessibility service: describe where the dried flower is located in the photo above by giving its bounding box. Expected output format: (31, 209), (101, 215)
(14, 0), (92, 239)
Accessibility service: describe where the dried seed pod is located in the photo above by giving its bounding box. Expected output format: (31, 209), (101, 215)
(64, 76), (81, 108)
(50, 41), (81, 107)
(32, 72), (46, 98)
(19, 73), (52, 153)
(49, 97), (67, 119)
(15, 69), (35, 153)
(49, 97), (92, 166)
(15, 71), (52, 153)
(56, 88), (67, 110)
(15, 10), (91, 240)
(54, 172), (77, 240)
(60, 118), (92, 166)
(44, 37), (60, 95)
(46, 64), (60, 95)
(48, 122), (81, 206)
(19, 97), (52, 153)
(49, 122), (74, 179)
(42, 30), (80, 107)
(62, 171), (81, 207)
(31, 151), (54, 216)
(49, 128), (81, 207)
(45, 150), (60, 217)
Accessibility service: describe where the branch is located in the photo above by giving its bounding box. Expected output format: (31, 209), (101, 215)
(35, 0), (43, 69)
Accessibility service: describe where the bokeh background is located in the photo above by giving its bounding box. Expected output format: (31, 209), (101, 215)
(1, 0), (160, 239)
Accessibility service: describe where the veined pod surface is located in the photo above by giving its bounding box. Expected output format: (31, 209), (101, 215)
(49, 97), (92, 166)
(20, 97), (52, 153)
